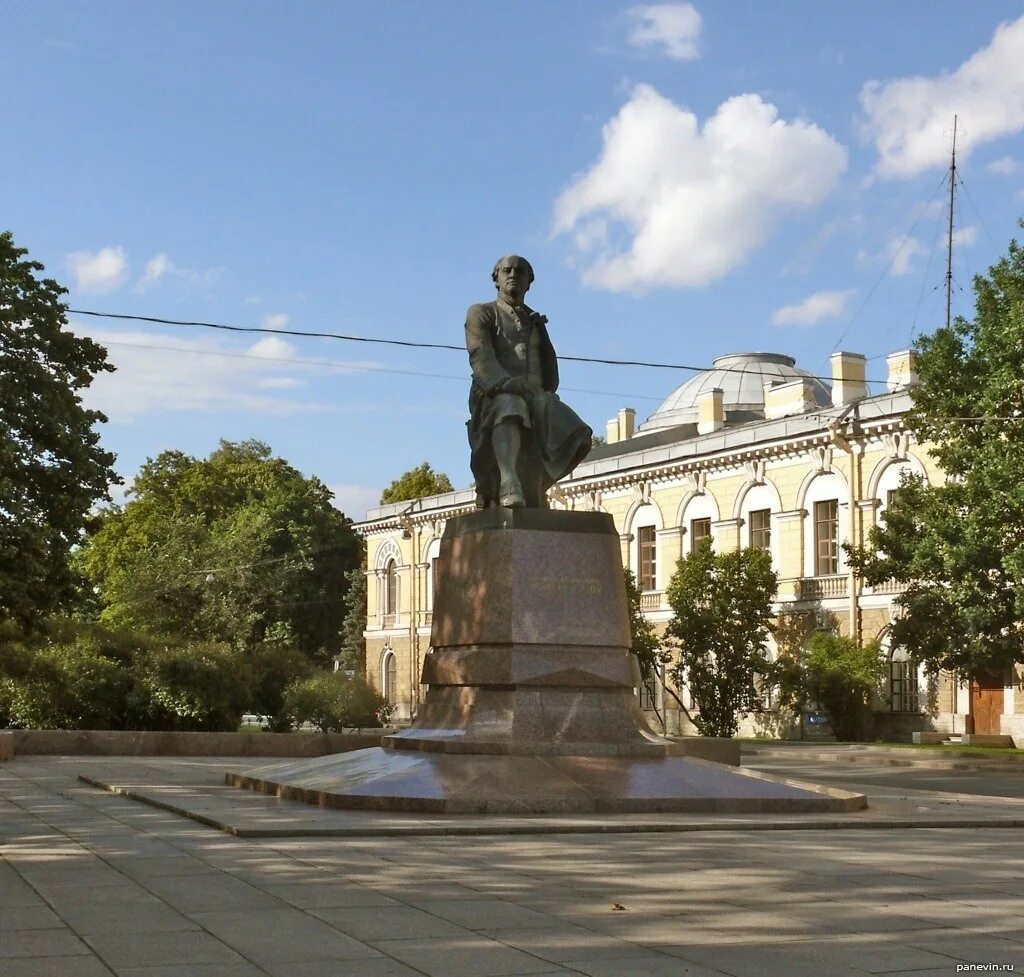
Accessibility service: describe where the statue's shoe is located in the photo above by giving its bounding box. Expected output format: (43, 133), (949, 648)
(498, 480), (525, 508)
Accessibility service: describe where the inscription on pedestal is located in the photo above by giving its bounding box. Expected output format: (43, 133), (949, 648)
(529, 575), (603, 596)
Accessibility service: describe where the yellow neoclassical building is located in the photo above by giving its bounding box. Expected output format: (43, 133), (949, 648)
(355, 348), (1024, 745)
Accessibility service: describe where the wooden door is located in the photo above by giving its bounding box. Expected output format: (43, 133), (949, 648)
(969, 671), (1004, 735)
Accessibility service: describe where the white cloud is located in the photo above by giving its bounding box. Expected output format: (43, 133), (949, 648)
(256, 376), (304, 390)
(261, 313), (290, 329)
(953, 225), (977, 248)
(886, 234), (929, 276)
(987, 155), (1019, 175)
(135, 252), (223, 292)
(66, 246), (128, 293)
(73, 325), (333, 421)
(328, 484), (382, 521)
(627, 3), (701, 61)
(248, 336), (297, 359)
(861, 16), (1024, 178)
(138, 253), (171, 288)
(772, 289), (855, 328)
(553, 86), (847, 291)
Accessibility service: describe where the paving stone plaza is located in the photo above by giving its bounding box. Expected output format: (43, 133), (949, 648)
(2, 751), (1023, 977)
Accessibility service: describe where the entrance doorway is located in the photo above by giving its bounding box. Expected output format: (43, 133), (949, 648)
(968, 670), (1004, 735)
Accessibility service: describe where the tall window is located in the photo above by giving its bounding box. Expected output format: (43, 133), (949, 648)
(889, 645), (919, 712)
(637, 526), (657, 591)
(814, 500), (839, 575)
(748, 509), (771, 552)
(383, 652), (397, 705)
(384, 559), (399, 617)
(429, 557), (439, 609)
(690, 517), (711, 553)
(638, 679), (657, 710)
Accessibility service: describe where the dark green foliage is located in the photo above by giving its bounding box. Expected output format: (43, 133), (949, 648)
(337, 561), (367, 672)
(0, 231), (117, 627)
(128, 641), (249, 732)
(794, 632), (884, 741)
(379, 462), (454, 504)
(245, 638), (314, 731)
(664, 540), (778, 737)
(78, 440), (361, 666)
(281, 671), (390, 732)
(0, 619), (320, 732)
(624, 569), (660, 682)
(848, 228), (1024, 678)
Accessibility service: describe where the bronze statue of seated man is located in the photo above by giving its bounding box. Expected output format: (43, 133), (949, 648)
(465, 255), (592, 508)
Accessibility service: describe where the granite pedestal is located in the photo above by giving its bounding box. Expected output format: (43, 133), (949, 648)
(229, 509), (865, 814)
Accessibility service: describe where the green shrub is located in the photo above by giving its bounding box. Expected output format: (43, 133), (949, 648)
(245, 642), (314, 731)
(800, 632), (885, 741)
(0, 641), (131, 729)
(129, 641), (250, 731)
(281, 671), (389, 732)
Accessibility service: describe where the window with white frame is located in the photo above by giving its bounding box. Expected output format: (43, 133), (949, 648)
(680, 491), (718, 558)
(384, 559), (399, 617)
(637, 526), (657, 591)
(814, 500), (839, 575)
(802, 472), (848, 578)
(382, 650), (397, 705)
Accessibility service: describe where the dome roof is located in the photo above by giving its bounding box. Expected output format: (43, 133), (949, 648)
(637, 352), (831, 433)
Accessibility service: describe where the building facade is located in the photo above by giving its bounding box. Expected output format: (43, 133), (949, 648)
(356, 349), (1024, 745)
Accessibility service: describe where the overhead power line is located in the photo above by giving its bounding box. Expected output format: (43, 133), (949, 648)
(100, 339), (665, 402)
(69, 307), (892, 386)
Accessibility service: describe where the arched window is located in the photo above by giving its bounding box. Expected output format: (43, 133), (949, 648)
(384, 559), (399, 618)
(382, 651), (397, 705)
(889, 643), (919, 713)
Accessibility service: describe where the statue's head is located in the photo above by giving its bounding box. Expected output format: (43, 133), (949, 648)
(492, 255), (534, 305)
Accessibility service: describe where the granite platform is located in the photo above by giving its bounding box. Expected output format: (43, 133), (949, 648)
(230, 509), (865, 815)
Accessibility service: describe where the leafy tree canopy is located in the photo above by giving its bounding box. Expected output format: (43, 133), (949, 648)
(77, 439), (360, 665)
(0, 231), (117, 626)
(775, 631), (884, 742)
(624, 569), (660, 682)
(664, 540), (778, 738)
(338, 560), (367, 673)
(848, 229), (1024, 677)
(379, 462), (453, 505)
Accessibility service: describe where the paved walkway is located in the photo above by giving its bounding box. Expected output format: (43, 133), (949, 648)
(3, 755), (1024, 976)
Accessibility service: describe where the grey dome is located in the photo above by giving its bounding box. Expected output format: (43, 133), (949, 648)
(638, 352), (831, 433)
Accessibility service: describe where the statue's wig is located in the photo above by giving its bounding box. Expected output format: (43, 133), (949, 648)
(491, 255), (535, 287)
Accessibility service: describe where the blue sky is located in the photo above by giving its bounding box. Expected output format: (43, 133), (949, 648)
(6, 1), (1024, 519)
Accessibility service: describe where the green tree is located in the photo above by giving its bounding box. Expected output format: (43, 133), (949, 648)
(624, 569), (660, 681)
(338, 560), (367, 673)
(664, 540), (778, 737)
(379, 462), (453, 505)
(786, 632), (884, 742)
(0, 231), (117, 627)
(848, 228), (1024, 680)
(78, 440), (360, 665)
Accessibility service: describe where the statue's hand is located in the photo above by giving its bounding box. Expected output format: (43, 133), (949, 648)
(500, 376), (529, 396)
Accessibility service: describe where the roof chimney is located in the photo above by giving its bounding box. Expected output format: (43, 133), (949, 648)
(764, 378), (816, 420)
(605, 417), (619, 444)
(830, 351), (867, 406)
(697, 388), (725, 435)
(886, 349), (919, 391)
(617, 407), (636, 440)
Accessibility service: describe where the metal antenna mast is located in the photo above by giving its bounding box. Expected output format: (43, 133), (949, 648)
(945, 115), (958, 329)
